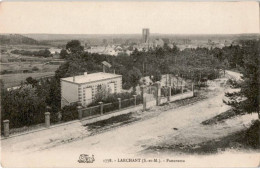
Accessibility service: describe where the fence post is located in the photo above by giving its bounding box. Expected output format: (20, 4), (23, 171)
(140, 85), (146, 98)
(192, 82), (194, 96)
(143, 94), (147, 111)
(77, 106), (83, 120)
(156, 81), (161, 106)
(133, 95), (137, 107)
(167, 86), (171, 102)
(99, 102), (103, 115)
(118, 98), (121, 110)
(3, 120), (10, 137)
(181, 85), (184, 94)
(45, 112), (50, 128)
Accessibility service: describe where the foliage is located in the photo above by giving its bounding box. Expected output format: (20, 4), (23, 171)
(66, 40), (84, 54)
(226, 79), (241, 88)
(0, 75), (62, 130)
(244, 120), (260, 149)
(60, 104), (78, 122)
(11, 49), (52, 57)
(60, 49), (68, 59)
(127, 67), (142, 92)
(32, 66), (40, 71)
(1, 86), (46, 129)
(93, 86), (110, 101)
(25, 77), (38, 87)
(224, 40), (260, 119)
(150, 70), (162, 82)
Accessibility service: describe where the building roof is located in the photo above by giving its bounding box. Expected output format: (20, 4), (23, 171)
(61, 72), (122, 84)
(102, 61), (112, 68)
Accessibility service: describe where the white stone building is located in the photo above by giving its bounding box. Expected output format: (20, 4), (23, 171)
(61, 72), (122, 108)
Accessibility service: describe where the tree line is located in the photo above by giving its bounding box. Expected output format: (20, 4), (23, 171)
(11, 49), (52, 57)
(1, 39), (259, 131)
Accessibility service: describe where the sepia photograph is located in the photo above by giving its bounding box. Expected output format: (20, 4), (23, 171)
(0, 0), (259, 168)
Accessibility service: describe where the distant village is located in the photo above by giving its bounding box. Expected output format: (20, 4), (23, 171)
(75, 28), (239, 56)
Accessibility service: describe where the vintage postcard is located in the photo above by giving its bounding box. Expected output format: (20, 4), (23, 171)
(0, 0), (259, 168)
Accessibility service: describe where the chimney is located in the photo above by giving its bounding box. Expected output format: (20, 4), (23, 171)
(73, 76), (75, 82)
(84, 72), (88, 76)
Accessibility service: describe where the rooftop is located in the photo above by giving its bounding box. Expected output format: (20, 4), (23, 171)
(61, 72), (122, 84)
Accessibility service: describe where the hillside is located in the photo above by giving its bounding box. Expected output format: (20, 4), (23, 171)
(0, 34), (39, 45)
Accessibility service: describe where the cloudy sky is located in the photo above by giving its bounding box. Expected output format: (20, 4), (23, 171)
(0, 1), (259, 34)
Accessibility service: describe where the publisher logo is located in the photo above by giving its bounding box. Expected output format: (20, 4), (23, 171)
(78, 154), (95, 163)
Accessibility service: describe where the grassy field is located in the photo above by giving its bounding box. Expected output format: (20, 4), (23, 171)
(0, 72), (55, 88)
(0, 44), (64, 88)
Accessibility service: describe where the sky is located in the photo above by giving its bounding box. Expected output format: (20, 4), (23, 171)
(0, 1), (259, 34)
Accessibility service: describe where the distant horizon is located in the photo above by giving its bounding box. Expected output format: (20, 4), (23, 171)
(2, 32), (259, 35)
(2, 32), (259, 42)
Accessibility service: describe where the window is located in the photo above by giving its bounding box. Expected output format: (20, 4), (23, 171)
(97, 84), (102, 92)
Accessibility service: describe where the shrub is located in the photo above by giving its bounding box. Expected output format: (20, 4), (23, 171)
(60, 104), (78, 122)
(10, 49), (52, 57)
(32, 66), (39, 71)
(227, 79), (241, 88)
(50, 112), (60, 124)
(1, 87), (46, 130)
(1, 70), (13, 74)
(171, 87), (182, 95)
(244, 120), (260, 149)
(161, 86), (169, 97)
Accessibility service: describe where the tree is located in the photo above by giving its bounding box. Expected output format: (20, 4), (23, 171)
(239, 40), (260, 119)
(1, 87), (46, 129)
(60, 49), (68, 59)
(46, 79), (61, 113)
(66, 40), (84, 54)
(127, 67), (142, 92)
(25, 77), (38, 87)
(150, 70), (162, 82)
(224, 40), (260, 119)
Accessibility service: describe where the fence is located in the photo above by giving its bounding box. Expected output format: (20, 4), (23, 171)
(80, 95), (142, 120)
(1, 81), (194, 138)
(121, 98), (135, 108)
(81, 105), (101, 118)
(103, 101), (119, 114)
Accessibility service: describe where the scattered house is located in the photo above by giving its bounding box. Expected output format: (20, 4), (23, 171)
(7, 85), (23, 91)
(154, 39), (164, 47)
(49, 48), (61, 55)
(61, 72), (122, 108)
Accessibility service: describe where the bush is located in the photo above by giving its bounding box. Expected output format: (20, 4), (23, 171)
(50, 112), (60, 124)
(32, 66), (39, 71)
(227, 79), (241, 88)
(171, 87), (182, 95)
(61, 104), (78, 122)
(1, 70), (13, 74)
(10, 49), (52, 57)
(244, 120), (260, 149)
(161, 86), (169, 97)
(1, 87), (46, 130)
